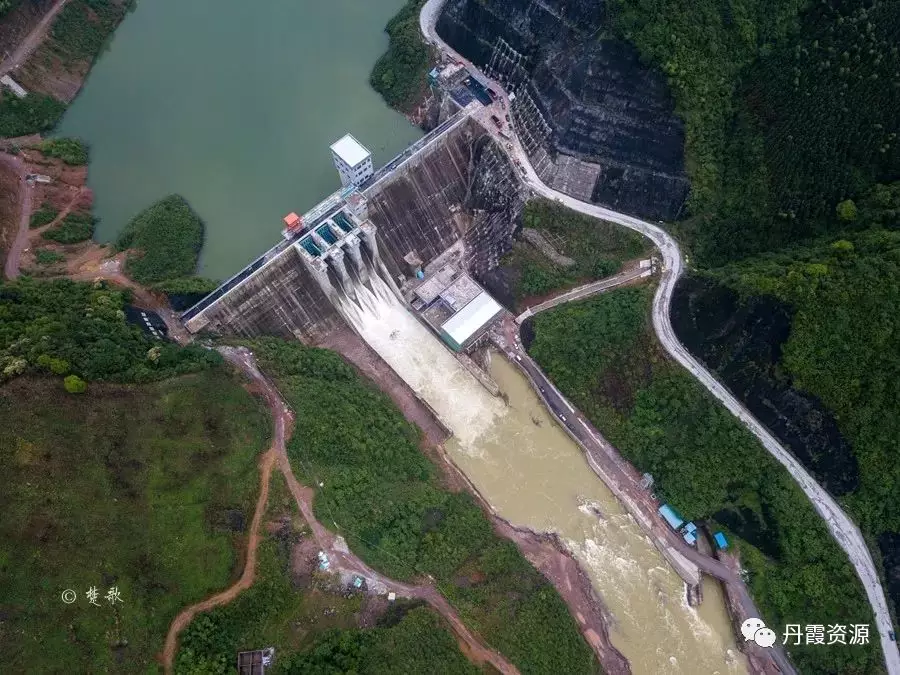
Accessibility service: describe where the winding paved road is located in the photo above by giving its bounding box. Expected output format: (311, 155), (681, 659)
(420, 1), (900, 672)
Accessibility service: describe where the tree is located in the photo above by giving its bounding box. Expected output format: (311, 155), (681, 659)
(836, 199), (858, 221)
(63, 375), (87, 394)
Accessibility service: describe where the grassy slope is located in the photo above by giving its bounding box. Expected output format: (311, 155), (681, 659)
(0, 369), (270, 672)
(249, 337), (600, 675)
(176, 472), (478, 674)
(526, 287), (881, 675)
(496, 199), (649, 309)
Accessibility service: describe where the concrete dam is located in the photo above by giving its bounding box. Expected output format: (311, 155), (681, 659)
(182, 113), (524, 343)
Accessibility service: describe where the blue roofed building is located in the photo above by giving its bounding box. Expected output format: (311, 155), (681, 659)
(658, 504), (685, 530)
(714, 532), (729, 550)
(682, 521), (698, 545)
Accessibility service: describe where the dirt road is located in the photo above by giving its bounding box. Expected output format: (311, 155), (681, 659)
(203, 347), (519, 675)
(0, 0), (69, 78)
(0, 152), (31, 280)
(161, 446), (276, 672)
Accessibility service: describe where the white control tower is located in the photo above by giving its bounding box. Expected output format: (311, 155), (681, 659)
(330, 134), (374, 187)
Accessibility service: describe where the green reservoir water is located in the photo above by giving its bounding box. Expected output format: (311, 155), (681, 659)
(58, 0), (422, 279)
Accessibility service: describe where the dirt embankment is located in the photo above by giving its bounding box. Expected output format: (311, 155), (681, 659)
(320, 325), (631, 675)
(1, 145), (96, 280)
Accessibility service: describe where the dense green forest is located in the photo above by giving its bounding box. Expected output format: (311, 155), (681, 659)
(486, 198), (648, 310)
(671, 188), (900, 626)
(248, 338), (599, 675)
(370, 0), (433, 111)
(0, 278), (217, 385)
(116, 195), (205, 285)
(0, 370), (270, 671)
(526, 287), (880, 674)
(0, 92), (66, 137)
(614, 0), (900, 264)
(613, 0), (900, 650)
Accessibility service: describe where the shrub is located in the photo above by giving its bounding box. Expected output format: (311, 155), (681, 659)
(39, 138), (88, 165)
(836, 199), (858, 222)
(0, 93), (66, 137)
(63, 374), (86, 393)
(42, 213), (95, 244)
(34, 249), (65, 265)
(30, 206), (59, 229)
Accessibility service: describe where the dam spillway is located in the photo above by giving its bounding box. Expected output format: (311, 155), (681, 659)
(183, 115), (523, 342)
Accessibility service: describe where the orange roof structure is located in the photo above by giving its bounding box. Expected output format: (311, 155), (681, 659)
(283, 212), (301, 230)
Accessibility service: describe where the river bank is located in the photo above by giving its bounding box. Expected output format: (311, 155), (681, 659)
(320, 324), (630, 673)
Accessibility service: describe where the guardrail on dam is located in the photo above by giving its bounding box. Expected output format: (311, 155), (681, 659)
(182, 113), (524, 341)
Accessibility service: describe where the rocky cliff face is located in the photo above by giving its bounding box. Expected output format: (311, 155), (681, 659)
(436, 0), (689, 220)
(672, 275), (858, 496)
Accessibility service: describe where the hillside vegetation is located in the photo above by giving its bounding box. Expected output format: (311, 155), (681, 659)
(526, 287), (880, 675)
(178, 534), (479, 675)
(0, 370), (270, 671)
(0, 277), (218, 385)
(488, 198), (649, 310)
(249, 338), (599, 675)
(176, 466), (479, 674)
(39, 137), (89, 165)
(672, 187), (900, 625)
(0, 92), (66, 137)
(117, 195), (205, 285)
(370, 0), (433, 111)
(613, 0), (900, 648)
(0, 0), (129, 138)
(614, 0), (900, 264)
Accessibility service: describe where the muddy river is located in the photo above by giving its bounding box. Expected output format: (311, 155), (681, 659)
(56, 0), (421, 279)
(337, 271), (747, 675)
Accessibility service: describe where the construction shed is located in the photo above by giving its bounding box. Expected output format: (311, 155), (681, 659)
(714, 532), (729, 550)
(658, 504), (685, 531)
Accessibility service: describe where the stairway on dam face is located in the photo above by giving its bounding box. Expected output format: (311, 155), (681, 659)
(185, 116), (524, 343)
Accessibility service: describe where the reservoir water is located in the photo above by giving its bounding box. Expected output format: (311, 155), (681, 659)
(57, 0), (422, 279)
(336, 270), (748, 675)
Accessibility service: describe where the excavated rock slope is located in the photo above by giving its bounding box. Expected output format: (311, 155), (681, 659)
(436, 0), (689, 220)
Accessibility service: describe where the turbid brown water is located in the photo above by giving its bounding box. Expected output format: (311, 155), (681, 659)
(336, 273), (748, 675)
(56, 0), (422, 279)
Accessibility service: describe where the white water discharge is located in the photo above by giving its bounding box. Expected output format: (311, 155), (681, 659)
(334, 270), (507, 451)
(332, 268), (746, 674)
